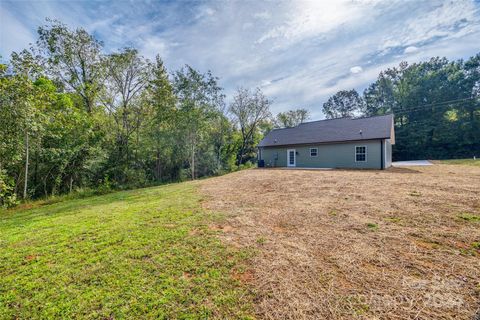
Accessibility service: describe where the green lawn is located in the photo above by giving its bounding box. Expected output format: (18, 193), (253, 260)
(0, 183), (254, 319)
(440, 158), (480, 166)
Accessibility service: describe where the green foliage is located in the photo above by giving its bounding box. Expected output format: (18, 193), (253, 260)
(0, 170), (18, 208)
(366, 222), (379, 230)
(322, 89), (363, 119)
(275, 108), (310, 128)
(229, 87), (271, 166)
(172, 65), (229, 179)
(37, 19), (103, 113)
(0, 183), (254, 318)
(237, 161), (256, 171)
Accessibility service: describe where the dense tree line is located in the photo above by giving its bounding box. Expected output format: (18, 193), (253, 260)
(0, 20), (310, 207)
(322, 55), (480, 161)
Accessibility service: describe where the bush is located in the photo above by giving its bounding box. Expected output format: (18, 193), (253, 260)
(97, 175), (113, 194)
(0, 170), (18, 208)
(238, 161), (256, 171)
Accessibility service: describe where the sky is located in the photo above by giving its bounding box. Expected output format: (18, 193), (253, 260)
(1, 0), (480, 119)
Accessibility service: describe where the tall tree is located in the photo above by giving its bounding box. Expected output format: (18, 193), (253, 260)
(275, 108), (310, 128)
(173, 66), (225, 179)
(143, 55), (178, 181)
(322, 89), (363, 119)
(100, 48), (152, 183)
(36, 19), (103, 113)
(229, 87), (271, 166)
(0, 59), (48, 199)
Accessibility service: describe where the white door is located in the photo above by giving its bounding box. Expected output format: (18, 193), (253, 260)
(287, 149), (296, 167)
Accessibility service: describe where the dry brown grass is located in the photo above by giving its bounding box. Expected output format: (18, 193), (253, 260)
(199, 164), (480, 319)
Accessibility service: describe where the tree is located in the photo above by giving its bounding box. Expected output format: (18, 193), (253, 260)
(0, 63), (41, 199)
(275, 108), (310, 128)
(363, 72), (396, 116)
(100, 48), (152, 183)
(322, 89), (363, 119)
(229, 87), (271, 166)
(462, 54), (480, 153)
(142, 55), (178, 181)
(173, 66), (226, 179)
(36, 19), (103, 113)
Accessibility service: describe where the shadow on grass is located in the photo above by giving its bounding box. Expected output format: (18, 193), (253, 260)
(0, 183), (195, 229)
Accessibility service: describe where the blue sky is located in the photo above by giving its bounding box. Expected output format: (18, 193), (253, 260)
(1, 0), (480, 119)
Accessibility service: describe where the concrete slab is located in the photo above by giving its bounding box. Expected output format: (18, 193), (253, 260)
(269, 167), (333, 170)
(285, 167), (333, 170)
(258, 167), (333, 170)
(392, 160), (433, 167)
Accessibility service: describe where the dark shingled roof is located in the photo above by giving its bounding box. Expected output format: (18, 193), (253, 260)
(258, 114), (394, 147)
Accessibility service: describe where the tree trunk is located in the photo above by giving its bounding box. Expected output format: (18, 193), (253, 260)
(23, 132), (29, 199)
(155, 150), (161, 181)
(217, 146), (222, 171)
(33, 150), (38, 196)
(191, 143), (195, 180)
(69, 176), (73, 193)
(237, 140), (246, 168)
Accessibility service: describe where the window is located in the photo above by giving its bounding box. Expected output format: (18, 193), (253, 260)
(355, 146), (367, 162)
(310, 148), (318, 157)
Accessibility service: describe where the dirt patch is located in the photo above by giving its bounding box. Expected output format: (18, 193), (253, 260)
(199, 165), (480, 319)
(232, 269), (255, 283)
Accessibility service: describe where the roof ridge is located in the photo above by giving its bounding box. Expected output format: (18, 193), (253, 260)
(298, 113), (393, 125)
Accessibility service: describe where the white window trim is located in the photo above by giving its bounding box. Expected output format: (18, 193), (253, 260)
(355, 145), (367, 162)
(310, 148), (318, 157)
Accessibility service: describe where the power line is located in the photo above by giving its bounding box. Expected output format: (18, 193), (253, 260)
(393, 103), (477, 116)
(387, 97), (475, 111)
(373, 97), (478, 116)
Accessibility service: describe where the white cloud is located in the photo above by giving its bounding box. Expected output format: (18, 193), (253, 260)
(260, 79), (272, 87)
(401, 1), (478, 46)
(404, 46), (419, 54)
(350, 66), (363, 74)
(256, 0), (371, 46)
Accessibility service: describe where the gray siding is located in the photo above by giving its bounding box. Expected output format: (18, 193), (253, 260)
(385, 139), (392, 168)
(260, 140), (383, 169)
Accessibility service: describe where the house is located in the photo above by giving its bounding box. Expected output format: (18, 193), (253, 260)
(258, 114), (395, 169)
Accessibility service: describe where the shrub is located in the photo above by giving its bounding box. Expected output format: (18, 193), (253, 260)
(0, 170), (18, 208)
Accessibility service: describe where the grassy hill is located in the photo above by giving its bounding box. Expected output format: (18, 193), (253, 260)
(0, 182), (254, 319)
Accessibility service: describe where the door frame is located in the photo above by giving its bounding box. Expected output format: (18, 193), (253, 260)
(287, 149), (296, 167)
